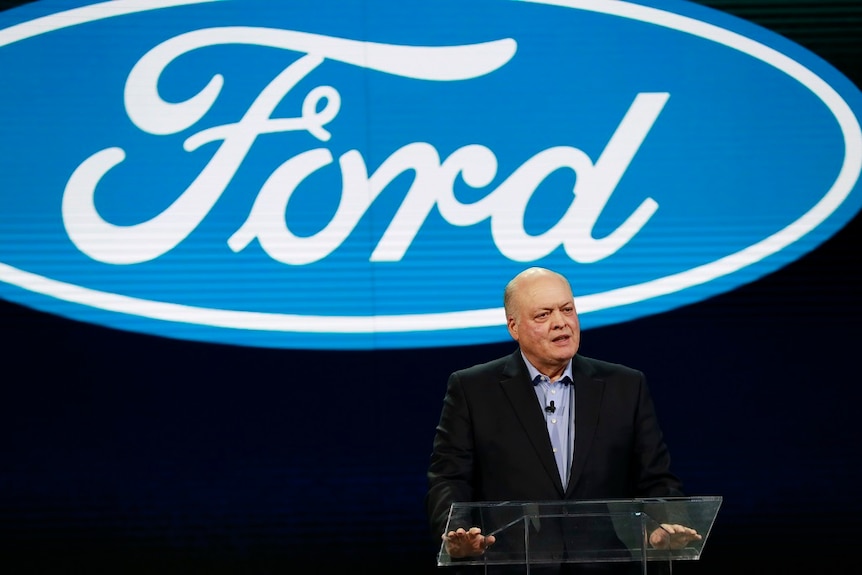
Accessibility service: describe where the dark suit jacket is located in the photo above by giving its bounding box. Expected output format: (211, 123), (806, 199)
(426, 349), (685, 542)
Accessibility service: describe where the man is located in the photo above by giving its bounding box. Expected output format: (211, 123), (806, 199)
(425, 267), (700, 572)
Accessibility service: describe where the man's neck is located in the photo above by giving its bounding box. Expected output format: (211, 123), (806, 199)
(521, 351), (571, 382)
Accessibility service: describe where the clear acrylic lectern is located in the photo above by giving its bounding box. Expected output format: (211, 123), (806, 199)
(437, 496), (722, 574)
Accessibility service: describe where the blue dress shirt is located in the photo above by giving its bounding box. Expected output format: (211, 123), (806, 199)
(522, 353), (575, 490)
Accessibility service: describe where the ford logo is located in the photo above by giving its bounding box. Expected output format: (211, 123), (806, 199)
(0, 0), (860, 349)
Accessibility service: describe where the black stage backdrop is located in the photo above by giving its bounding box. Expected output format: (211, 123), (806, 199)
(1, 1), (860, 574)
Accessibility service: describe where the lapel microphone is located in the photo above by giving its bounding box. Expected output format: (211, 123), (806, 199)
(545, 400), (556, 414)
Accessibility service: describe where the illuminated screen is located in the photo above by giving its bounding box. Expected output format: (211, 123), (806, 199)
(0, 1), (860, 574)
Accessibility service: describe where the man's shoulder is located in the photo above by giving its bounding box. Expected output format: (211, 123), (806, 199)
(574, 354), (643, 379)
(456, 352), (515, 375)
(452, 349), (521, 380)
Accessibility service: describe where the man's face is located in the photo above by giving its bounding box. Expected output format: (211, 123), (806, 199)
(507, 272), (580, 377)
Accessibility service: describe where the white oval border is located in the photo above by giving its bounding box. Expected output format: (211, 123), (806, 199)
(0, 0), (859, 334)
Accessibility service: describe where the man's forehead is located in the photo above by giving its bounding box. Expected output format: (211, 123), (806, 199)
(530, 298), (573, 309)
(522, 276), (570, 296)
(520, 285), (573, 308)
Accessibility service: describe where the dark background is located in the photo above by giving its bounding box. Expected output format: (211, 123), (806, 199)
(1, 1), (860, 574)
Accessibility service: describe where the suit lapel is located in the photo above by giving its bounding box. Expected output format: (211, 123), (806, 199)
(566, 356), (604, 497)
(500, 350), (566, 496)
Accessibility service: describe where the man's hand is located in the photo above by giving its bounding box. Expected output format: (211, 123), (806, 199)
(443, 527), (496, 558)
(649, 523), (702, 550)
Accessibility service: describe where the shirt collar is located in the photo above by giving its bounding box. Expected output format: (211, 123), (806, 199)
(521, 351), (573, 385)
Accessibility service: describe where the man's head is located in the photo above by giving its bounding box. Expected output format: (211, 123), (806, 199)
(504, 267), (580, 379)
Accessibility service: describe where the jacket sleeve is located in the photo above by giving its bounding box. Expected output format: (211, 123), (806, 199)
(631, 371), (686, 498)
(425, 370), (476, 539)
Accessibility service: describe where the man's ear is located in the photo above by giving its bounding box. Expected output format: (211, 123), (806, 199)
(506, 317), (518, 340)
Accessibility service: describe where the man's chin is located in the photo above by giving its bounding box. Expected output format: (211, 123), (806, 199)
(549, 340), (575, 355)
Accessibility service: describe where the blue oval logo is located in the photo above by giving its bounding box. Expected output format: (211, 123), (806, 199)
(0, 0), (860, 349)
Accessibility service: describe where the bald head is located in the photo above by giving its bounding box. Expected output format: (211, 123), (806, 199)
(504, 267), (572, 320)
